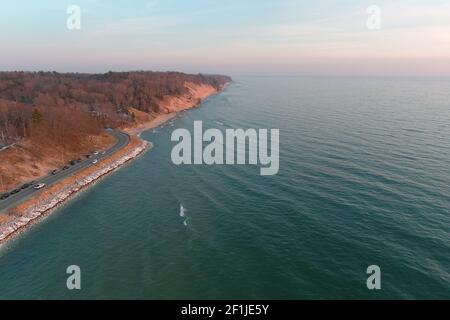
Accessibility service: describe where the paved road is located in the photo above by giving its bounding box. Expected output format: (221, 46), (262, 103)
(0, 130), (129, 214)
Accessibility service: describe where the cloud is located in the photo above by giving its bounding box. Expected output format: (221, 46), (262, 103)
(206, 2), (450, 59)
(144, 0), (160, 11)
(89, 16), (174, 38)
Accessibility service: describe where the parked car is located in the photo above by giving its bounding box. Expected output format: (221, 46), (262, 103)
(11, 189), (20, 194)
(62, 165), (70, 170)
(33, 183), (46, 190)
(0, 193), (10, 200)
(77, 158), (82, 163)
(93, 151), (99, 155)
(92, 159), (98, 164)
(20, 183), (31, 189)
(70, 160), (76, 166)
(51, 169), (58, 175)
(85, 154), (91, 158)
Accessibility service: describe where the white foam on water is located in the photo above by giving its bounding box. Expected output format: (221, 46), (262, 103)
(179, 204), (186, 217)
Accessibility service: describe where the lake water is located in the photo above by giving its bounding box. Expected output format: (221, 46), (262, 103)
(0, 76), (449, 299)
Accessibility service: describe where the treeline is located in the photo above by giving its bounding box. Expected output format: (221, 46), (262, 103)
(0, 71), (231, 144)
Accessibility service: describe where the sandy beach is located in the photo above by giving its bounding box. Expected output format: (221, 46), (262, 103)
(122, 82), (222, 136)
(124, 113), (178, 136)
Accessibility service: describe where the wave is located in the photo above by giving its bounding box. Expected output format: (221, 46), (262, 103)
(180, 204), (186, 217)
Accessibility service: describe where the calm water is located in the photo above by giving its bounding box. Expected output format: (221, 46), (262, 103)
(0, 76), (449, 299)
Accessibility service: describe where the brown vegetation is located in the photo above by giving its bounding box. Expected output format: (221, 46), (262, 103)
(0, 71), (231, 192)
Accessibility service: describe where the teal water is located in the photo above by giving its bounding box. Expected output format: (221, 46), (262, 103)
(0, 76), (449, 299)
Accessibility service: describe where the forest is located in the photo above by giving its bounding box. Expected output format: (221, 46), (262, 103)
(0, 71), (231, 146)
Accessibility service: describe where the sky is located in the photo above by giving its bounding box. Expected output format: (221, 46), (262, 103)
(1, 0), (450, 76)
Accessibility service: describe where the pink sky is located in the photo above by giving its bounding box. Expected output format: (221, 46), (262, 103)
(1, 1), (450, 76)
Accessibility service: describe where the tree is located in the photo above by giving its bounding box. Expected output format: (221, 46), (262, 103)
(31, 108), (43, 123)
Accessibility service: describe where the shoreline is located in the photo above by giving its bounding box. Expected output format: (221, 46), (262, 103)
(0, 83), (227, 246)
(124, 112), (178, 136)
(0, 139), (149, 245)
(122, 81), (226, 136)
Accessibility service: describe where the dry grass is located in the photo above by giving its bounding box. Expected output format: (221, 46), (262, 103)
(0, 132), (115, 192)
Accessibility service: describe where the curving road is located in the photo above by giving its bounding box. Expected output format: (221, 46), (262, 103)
(0, 130), (129, 214)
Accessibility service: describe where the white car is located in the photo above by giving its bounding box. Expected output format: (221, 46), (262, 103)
(33, 183), (46, 190)
(92, 159), (98, 164)
(93, 151), (99, 155)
